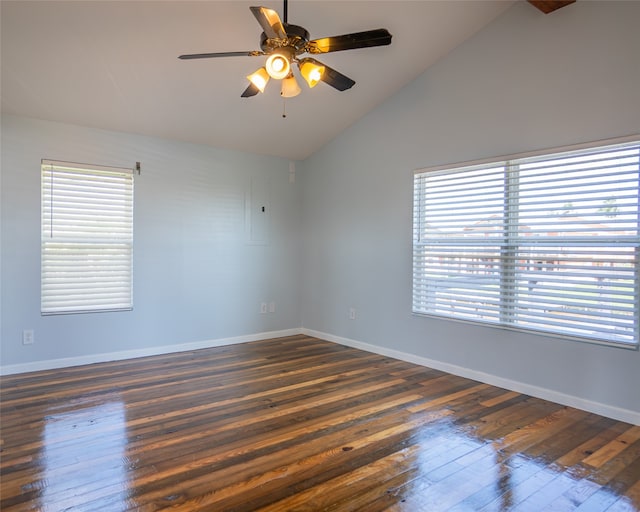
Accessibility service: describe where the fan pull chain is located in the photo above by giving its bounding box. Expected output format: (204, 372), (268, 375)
(282, 98), (287, 118)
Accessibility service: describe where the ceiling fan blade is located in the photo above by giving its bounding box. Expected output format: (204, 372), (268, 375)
(250, 6), (287, 40)
(241, 83), (261, 98)
(527, 0), (576, 13)
(306, 58), (355, 91)
(179, 51), (260, 60)
(308, 28), (392, 54)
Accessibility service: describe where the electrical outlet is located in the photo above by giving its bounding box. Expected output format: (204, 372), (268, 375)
(269, 302), (276, 313)
(260, 302), (268, 314)
(349, 308), (356, 320)
(22, 329), (34, 345)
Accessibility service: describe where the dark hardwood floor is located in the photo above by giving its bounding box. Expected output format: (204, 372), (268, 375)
(1, 335), (638, 511)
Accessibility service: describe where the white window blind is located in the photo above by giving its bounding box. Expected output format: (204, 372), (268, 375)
(413, 139), (640, 348)
(41, 160), (134, 314)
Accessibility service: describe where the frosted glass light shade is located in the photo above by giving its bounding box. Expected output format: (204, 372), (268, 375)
(266, 53), (291, 80)
(299, 59), (325, 88)
(280, 74), (301, 98)
(247, 67), (270, 93)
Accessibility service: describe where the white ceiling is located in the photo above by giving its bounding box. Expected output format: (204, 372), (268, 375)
(1, 1), (514, 160)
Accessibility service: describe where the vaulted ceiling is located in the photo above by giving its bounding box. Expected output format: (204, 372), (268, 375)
(1, 1), (517, 160)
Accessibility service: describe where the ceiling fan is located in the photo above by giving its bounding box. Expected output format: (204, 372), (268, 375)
(178, 0), (392, 99)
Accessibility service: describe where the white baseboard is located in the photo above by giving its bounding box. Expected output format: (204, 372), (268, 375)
(0, 328), (303, 376)
(302, 328), (640, 426)
(4, 326), (637, 425)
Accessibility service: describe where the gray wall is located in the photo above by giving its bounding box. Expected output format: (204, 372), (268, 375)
(1, 115), (302, 367)
(299, 1), (640, 417)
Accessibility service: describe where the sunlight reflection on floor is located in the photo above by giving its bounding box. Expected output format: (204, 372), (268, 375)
(39, 397), (130, 511)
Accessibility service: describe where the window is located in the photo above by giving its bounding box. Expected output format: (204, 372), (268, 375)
(41, 160), (134, 314)
(413, 138), (640, 348)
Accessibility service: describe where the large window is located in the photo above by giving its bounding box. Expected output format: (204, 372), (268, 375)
(41, 160), (134, 314)
(413, 139), (640, 348)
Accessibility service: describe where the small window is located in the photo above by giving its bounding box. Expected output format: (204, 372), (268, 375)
(413, 138), (640, 348)
(41, 160), (134, 314)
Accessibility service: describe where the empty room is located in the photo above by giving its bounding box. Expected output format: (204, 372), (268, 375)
(1, 0), (639, 510)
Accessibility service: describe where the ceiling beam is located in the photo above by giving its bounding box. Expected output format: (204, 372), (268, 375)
(527, 0), (576, 14)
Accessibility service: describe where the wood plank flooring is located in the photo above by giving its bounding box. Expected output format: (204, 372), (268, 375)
(1, 334), (638, 511)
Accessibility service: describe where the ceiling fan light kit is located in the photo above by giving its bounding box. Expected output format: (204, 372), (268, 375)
(280, 73), (302, 98)
(247, 67), (270, 93)
(299, 58), (324, 88)
(265, 50), (292, 80)
(179, 0), (392, 102)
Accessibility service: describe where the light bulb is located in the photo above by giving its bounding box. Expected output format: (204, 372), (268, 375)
(246, 67), (270, 93)
(265, 52), (291, 80)
(280, 74), (301, 98)
(299, 59), (325, 88)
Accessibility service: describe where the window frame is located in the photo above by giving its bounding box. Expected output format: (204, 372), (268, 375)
(412, 136), (640, 350)
(41, 159), (135, 315)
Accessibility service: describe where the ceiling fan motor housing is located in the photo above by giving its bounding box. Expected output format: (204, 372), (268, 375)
(260, 24), (310, 56)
